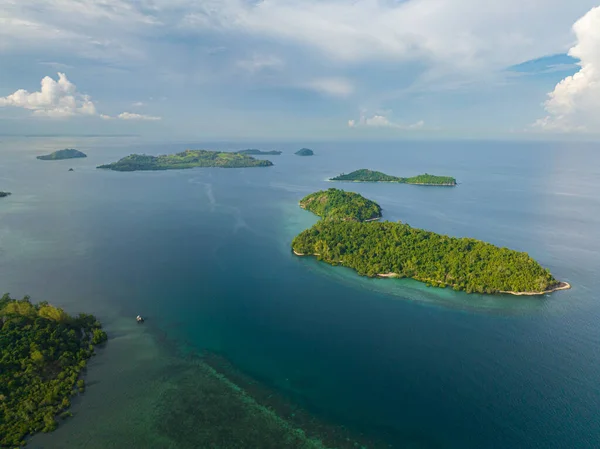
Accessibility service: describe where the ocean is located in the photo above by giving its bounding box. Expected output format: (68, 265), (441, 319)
(1, 138), (599, 448)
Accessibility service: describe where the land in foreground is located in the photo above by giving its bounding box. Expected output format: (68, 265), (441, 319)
(0, 295), (107, 447)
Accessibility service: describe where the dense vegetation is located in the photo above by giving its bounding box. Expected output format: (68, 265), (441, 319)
(299, 188), (381, 222)
(237, 149), (282, 155)
(331, 169), (456, 186)
(0, 295), (107, 447)
(295, 148), (314, 156)
(36, 149), (87, 161)
(292, 190), (560, 294)
(0, 192), (10, 198)
(97, 149), (274, 171)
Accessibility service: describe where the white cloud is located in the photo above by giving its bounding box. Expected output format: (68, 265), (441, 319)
(38, 61), (74, 70)
(533, 6), (600, 132)
(0, 73), (97, 117)
(0, 73), (162, 121)
(304, 78), (354, 97)
(117, 112), (161, 121)
(182, 1), (598, 73)
(237, 54), (284, 73)
(349, 112), (424, 130)
(132, 101), (145, 107)
(4, 1), (596, 77)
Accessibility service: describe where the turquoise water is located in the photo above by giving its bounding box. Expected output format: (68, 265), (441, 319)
(1, 138), (599, 448)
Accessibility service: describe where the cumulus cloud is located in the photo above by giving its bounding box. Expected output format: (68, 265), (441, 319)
(533, 6), (600, 132)
(304, 78), (354, 97)
(0, 73), (162, 121)
(349, 112), (424, 130)
(0, 73), (97, 117)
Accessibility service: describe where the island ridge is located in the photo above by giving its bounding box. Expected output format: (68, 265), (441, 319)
(97, 149), (274, 171)
(0, 191), (10, 198)
(331, 169), (456, 186)
(292, 188), (569, 295)
(0, 295), (107, 447)
(37, 149), (87, 161)
(295, 148), (314, 156)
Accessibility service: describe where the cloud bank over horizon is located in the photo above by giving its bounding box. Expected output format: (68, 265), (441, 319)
(0, 1), (599, 138)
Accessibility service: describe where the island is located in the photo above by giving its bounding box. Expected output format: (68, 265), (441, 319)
(237, 149), (282, 155)
(0, 294), (107, 447)
(295, 148), (314, 156)
(292, 188), (569, 295)
(0, 191), (10, 198)
(97, 149), (274, 172)
(36, 149), (87, 161)
(300, 188), (381, 222)
(331, 169), (456, 186)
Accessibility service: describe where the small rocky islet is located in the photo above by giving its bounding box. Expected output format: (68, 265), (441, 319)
(295, 148), (314, 156)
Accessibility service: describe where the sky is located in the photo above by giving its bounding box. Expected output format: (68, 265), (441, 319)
(1, 0), (600, 140)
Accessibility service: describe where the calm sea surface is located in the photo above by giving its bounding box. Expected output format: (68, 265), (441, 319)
(1, 138), (599, 448)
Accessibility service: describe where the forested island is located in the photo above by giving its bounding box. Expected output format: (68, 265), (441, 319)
(0, 295), (107, 447)
(292, 189), (569, 295)
(37, 149), (87, 161)
(97, 149), (274, 172)
(0, 191), (10, 198)
(331, 169), (456, 186)
(300, 188), (381, 222)
(295, 148), (314, 156)
(237, 149), (282, 155)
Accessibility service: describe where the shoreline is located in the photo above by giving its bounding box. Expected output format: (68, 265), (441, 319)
(378, 273), (571, 296)
(292, 254), (571, 296)
(499, 281), (571, 296)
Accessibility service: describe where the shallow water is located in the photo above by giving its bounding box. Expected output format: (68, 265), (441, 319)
(1, 138), (599, 448)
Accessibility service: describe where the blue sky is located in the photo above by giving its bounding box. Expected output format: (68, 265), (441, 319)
(1, 1), (599, 140)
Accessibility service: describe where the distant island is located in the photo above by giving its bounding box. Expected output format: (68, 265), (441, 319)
(37, 149), (87, 161)
(0, 294), (107, 447)
(295, 148), (314, 156)
(331, 169), (456, 186)
(237, 149), (282, 155)
(292, 188), (569, 295)
(0, 191), (10, 198)
(97, 149), (274, 172)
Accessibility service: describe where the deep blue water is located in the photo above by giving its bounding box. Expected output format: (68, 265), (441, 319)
(1, 138), (599, 448)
